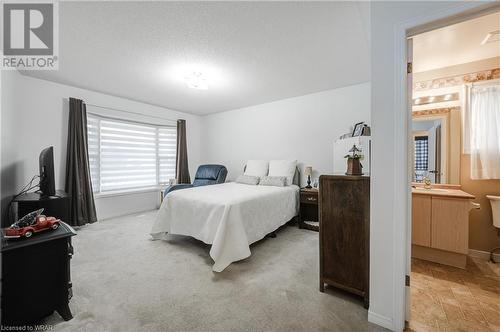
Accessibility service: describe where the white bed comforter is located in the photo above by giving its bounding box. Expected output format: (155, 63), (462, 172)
(150, 182), (299, 272)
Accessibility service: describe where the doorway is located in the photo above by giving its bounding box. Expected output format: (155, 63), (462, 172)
(405, 9), (500, 332)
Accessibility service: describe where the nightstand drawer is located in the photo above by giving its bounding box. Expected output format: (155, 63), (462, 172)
(300, 191), (318, 204)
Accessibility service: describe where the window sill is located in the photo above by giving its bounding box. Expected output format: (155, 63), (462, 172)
(94, 186), (164, 199)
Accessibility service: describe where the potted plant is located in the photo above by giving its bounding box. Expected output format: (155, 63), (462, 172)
(344, 145), (363, 175)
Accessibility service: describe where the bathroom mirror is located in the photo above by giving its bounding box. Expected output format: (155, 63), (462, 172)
(412, 117), (444, 183)
(411, 108), (461, 184)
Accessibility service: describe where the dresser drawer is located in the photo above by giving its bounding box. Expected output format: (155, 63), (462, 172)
(300, 191), (318, 204)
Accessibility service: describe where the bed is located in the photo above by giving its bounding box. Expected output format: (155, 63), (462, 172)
(150, 169), (300, 272)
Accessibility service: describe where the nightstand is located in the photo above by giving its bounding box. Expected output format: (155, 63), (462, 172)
(1, 222), (76, 325)
(299, 188), (319, 231)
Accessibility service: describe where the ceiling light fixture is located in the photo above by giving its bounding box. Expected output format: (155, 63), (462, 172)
(184, 71), (208, 90)
(168, 63), (226, 90)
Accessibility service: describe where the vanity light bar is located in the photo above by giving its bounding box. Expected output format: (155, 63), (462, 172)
(413, 92), (459, 106)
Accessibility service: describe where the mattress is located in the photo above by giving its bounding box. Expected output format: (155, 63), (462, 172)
(150, 182), (299, 272)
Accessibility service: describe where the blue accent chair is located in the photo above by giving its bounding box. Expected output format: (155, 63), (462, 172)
(164, 164), (228, 196)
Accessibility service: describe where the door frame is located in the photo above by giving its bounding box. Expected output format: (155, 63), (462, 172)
(392, 2), (500, 331)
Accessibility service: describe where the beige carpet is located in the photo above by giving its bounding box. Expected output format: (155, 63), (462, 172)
(44, 211), (385, 332)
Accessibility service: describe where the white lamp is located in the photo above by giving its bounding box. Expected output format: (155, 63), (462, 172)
(304, 166), (313, 189)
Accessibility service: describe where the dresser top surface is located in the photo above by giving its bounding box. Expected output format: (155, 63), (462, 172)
(13, 190), (69, 202)
(2, 222), (76, 252)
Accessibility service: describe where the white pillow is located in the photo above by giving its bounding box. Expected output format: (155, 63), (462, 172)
(259, 176), (286, 187)
(235, 175), (260, 185)
(268, 160), (297, 186)
(244, 160), (269, 177)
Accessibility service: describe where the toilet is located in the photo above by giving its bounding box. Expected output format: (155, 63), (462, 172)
(487, 195), (500, 263)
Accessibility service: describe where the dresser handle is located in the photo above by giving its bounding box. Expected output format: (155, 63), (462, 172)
(307, 197), (316, 201)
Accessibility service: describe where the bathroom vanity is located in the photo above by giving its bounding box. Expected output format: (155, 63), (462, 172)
(412, 185), (475, 268)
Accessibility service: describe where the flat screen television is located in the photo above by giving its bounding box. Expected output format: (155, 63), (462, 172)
(39, 146), (56, 197)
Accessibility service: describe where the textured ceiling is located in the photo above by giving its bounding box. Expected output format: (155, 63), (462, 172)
(413, 11), (500, 73)
(21, 1), (370, 115)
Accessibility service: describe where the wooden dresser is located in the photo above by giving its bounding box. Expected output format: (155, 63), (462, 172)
(319, 175), (370, 308)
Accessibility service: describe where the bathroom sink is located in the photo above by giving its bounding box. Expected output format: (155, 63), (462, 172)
(413, 187), (449, 193)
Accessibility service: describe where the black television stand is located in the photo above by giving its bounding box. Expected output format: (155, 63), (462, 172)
(6, 189), (70, 227)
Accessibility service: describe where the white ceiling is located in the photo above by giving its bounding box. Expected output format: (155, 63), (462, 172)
(413, 11), (500, 73)
(21, 2), (370, 115)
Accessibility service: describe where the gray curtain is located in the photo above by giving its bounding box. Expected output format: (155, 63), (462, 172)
(176, 119), (191, 184)
(65, 98), (97, 226)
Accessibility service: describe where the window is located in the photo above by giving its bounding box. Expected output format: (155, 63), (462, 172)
(413, 135), (429, 182)
(463, 83), (500, 179)
(414, 136), (429, 171)
(87, 114), (176, 193)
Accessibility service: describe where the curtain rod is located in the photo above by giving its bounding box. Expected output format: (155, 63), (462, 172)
(467, 78), (500, 87)
(84, 103), (178, 123)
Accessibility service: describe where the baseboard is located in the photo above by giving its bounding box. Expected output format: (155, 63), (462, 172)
(97, 208), (157, 221)
(368, 310), (394, 331)
(468, 249), (500, 261)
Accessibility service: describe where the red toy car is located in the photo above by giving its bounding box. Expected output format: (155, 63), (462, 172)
(4, 215), (60, 239)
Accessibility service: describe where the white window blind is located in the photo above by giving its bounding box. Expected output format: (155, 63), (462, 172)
(87, 116), (101, 192)
(86, 114), (177, 193)
(158, 127), (177, 183)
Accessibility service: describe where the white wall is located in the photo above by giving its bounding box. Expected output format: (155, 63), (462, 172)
(202, 82), (371, 184)
(1, 70), (203, 221)
(0, 66), (2, 227)
(369, 1), (489, 330)
(1, 73), (370, 222)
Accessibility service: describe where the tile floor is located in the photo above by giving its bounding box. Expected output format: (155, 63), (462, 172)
(407, 257), (500, 332)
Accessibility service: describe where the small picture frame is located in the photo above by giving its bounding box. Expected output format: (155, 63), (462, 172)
(352, 122), (365, 137)
(361, 125), (371, 136)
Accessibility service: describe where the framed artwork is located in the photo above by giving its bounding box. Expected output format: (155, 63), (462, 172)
(352, 122), (365, 137)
